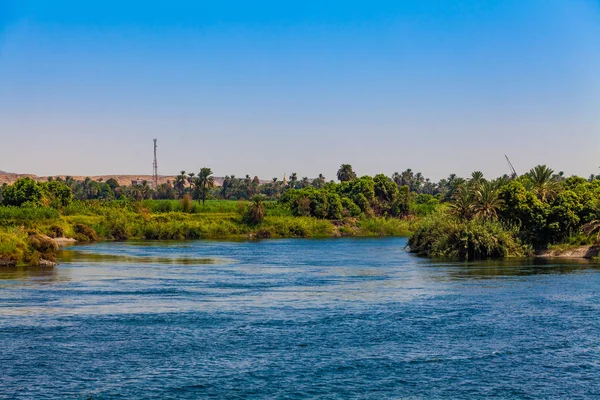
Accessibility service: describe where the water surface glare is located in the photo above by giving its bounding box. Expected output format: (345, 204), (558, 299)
(1, 237), (600, 399)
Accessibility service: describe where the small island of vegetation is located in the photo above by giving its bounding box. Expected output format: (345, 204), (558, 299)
(1, 164), (599, 266)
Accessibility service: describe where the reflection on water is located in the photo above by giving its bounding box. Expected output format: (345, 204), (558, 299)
(430, 258), (600, 280)
(1, 237), (600, 399)
(59, 249), (231, 265)
(0, 265), (64, 283)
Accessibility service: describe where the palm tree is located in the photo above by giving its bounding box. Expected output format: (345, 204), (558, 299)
(140, 180), (152, 200)
(175, 170), (186, 198)
(400, 169), (414, 187)
(471, 171), (484, 184)
(528, 165), (557, 202)
(246, 195), (266, 224)
(392, 172), (401, 187)
(337, 164), (356, 182)
(195, 167), (215, 205)
(128, 185), (143, 202)
(449, 185), (474, 219)
(299, 177), (310, 188)
(289, 172), (298, 188)
(473, 181), (503, 221)
(411, 172), (425, 192)
(187, 172), (195, 188)
(312, 173), (326, 188)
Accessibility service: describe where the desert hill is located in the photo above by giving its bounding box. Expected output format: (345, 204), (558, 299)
(0, 173), (225, 187)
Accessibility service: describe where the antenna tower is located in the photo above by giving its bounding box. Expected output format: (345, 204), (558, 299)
(152, 138), (158, 188)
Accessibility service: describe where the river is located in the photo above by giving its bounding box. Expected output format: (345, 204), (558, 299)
(1, 237), (599, 399)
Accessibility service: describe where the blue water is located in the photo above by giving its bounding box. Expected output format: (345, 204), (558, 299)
(1, 237), (600, 399)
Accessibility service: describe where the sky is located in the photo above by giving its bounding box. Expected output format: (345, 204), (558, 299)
(1, 0), (599, 181)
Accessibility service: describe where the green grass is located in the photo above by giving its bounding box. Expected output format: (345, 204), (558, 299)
(0, 206), (60, 226)
(0, 200), (418, 265)
(141, 199), (291, 216)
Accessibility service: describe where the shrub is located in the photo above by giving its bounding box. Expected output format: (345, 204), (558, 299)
(104, 217), (131, 240)
(255, 226), (275, 238)
(28, 233), (59, 262)
(73, 223), (99, 242)
(245, 196), (266, 224)
(47, 224), (65, 238)
(408, 212), (529, 260)
(180, 194), (193, 213)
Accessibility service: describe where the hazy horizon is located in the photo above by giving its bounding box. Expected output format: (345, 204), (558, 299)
(1, 1), (599, 181)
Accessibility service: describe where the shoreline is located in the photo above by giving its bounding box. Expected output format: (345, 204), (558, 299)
(5, 237), (597, 269)
(535, 245), (600, 259)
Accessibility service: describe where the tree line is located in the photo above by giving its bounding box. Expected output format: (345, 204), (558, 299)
(1, 163), (599, 256)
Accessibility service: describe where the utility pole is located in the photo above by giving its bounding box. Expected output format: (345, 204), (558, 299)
(153, 138), (158, 188)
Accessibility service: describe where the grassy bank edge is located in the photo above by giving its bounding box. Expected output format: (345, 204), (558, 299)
(0, 213), (414, 267)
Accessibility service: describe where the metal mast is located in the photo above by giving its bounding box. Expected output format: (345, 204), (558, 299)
(153, 138), (158, 188)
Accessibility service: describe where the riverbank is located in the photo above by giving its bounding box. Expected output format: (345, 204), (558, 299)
(536, 245), (600, 259)
(0, 201), (413, 266)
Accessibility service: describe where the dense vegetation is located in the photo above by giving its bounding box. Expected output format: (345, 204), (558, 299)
(409, 167), (600, 259)
(1, 164), (599, 265)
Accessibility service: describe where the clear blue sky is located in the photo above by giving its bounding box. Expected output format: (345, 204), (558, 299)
(1, 0), (599, 180)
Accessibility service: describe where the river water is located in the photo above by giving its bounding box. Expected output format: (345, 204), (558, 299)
(1, 237), (599, 399)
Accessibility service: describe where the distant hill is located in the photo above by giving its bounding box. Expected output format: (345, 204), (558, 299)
(0, 172), (225, 187)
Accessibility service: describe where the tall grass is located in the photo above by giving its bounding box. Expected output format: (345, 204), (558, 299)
(0, 206), (60, 226)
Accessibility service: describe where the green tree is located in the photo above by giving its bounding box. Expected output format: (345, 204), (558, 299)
(195, 168), (215, 205)
(449, 185), (474, 220)
(528, 165), (557, 202)
(2, 177), (43, 206)
(176, 171), (187, 198)
(289, 172), (298, 188)
(391, 185), (410, 217)
(547, 190), (583, 242)
(337, 164), (357, 182)
(106, 178), (120, 191)
(245, 195), (266, 224)
(326, 192), (343, 219)
(41, 180), (73, 208)
(374, 174), (398, 203)
(473, 181), (503, 221)
(470, 171), (485, 189)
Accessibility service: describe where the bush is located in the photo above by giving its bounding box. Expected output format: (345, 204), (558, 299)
(28, 233), (59, 262)
(73, 223), (99, 242)
(244, 196), (266, 224)
(180, 194), (193, 213)
(47, 224), (65, 238)
(104, 217), (131, 240)
(0, 231), (26, 265)
(408, 212), (529, 260)
(255, 226), (275, 238)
